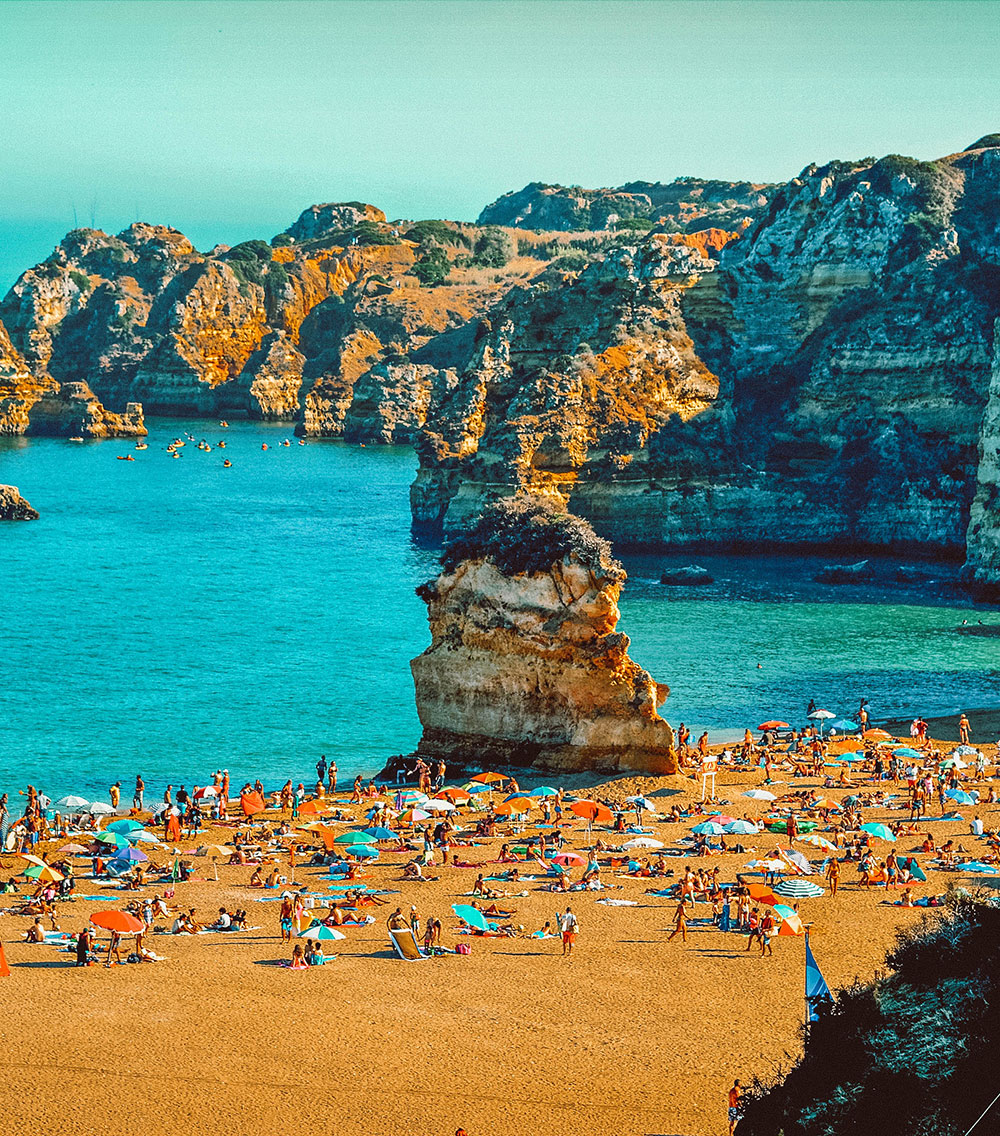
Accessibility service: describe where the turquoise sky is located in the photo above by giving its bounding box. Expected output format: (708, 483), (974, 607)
(2, 0), (998, 288)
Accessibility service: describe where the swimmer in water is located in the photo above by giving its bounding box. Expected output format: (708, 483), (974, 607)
(261, 443), (268, 451)
(223, 459), (232, 467)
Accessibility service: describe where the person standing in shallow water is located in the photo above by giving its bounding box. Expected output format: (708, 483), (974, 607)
(109, 781), (121, 809)
(133, 775), (144, 812)
(959, 713), (971, 745)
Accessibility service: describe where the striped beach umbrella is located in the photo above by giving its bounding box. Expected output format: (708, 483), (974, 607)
(774, 879), (825, 899)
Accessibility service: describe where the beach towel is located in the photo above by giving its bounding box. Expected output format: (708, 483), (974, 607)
(596, 898), (637, 906)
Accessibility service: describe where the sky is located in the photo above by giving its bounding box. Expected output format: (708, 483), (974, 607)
(2, 0), (999, 289)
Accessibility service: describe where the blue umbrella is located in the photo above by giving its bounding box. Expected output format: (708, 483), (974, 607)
(725, 820), (760, 835)
(362, 826), (398, 841)
(345, 845), (379, 859)
(828, 718), (858, 731)
(774, 878), (825, 898)
(107, 819), (144, 834)
(837, 753), (865, 763)
(893, 748), (922, 759)
(451, 904), (489, 932)
(113, 846), (148, 863)
(529, 786), (558, 798)
(945, 789), (976, 806)
(691, 821), (727, 836)
(463, 782), (493, 794)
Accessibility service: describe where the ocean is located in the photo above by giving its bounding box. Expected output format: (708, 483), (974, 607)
(2, 419), (998, 804)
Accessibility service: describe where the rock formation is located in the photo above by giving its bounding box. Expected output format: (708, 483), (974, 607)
(0, 484), (39, 520)
(407, 497), (676, 776)
(963, 318), (1000, 598)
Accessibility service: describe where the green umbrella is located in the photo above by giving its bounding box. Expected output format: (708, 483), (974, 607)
(860, 822), (896, 842)
(333, 830), (371, 844)
(95, 831), (130, 848)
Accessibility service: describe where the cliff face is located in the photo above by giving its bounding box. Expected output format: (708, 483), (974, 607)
(409, 498), (676, 777)
(478, 178), (773, 232)
(411, 140), (1000, 591)
(963, 319), (1000, 597)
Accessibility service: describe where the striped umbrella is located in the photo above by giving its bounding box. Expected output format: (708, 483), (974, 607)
(300, 923), (346, 941)
(774, 879), (825, 898)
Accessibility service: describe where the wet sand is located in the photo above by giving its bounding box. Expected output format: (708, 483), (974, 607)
(1, 751), (997, 1136)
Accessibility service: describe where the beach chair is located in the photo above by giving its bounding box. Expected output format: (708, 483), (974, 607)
(388, 923), (426, 961)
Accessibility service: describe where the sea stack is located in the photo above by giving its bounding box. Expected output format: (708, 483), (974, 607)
(409, 496), (676, 776)
(0, 484), (39, 520)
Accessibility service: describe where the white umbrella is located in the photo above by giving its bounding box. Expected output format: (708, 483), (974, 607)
(88, 801), (115, 815)
(128, 830), (161, 844)
(622, 837), (664, 849)
(55, 795), (90, 810)
(808, 709), (836, 735)
(625, 796), (656, 811)
(424, 799), (456, 812)
(744, 789), (776, 801)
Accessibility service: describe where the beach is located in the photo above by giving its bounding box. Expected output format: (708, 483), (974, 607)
(2, 744), (996, 1136)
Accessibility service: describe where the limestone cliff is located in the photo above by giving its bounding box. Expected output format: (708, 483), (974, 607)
(408, 497), (676, 777)
(0, 485), (39, 520)
(963, 319), (1000, 598)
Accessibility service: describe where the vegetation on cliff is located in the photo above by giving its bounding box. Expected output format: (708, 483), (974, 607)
(737, 897), (1000, 1136)
(440, 495), (624, 580)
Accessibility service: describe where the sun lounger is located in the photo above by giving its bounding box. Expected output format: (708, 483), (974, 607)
(388, 924), (426, 960)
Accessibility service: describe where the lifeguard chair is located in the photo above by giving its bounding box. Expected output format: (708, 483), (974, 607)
(700, 755), (718, 802)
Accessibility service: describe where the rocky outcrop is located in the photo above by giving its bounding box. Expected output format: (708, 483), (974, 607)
(0, 485), (39, 520)
(26, 381), (146, 437)
(478, 178), (773, 232)
(282, 202), (387, 242)
(407, 497), (676, 777)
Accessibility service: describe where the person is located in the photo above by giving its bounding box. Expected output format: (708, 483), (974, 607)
(106, 930), (124, 967)
(959, 713), (971, 745)
(559, 906), (579, 956)
(728, 1080), (743, 1136)
(133, 775), (144, 812)
(759, 908), (775, 956)
(668, 898), (688, 943)
(279, 896), (293, 942)
(109, 781), (121, 809)
(210, 907), (232, 931)
(316, 755), (327, 784)
(289, 943), (307, 970)
(327, 761), (338, 793)
(825, 856), (840, 896)
(25, 917), (45, 943)
(76, 925), (93, 967)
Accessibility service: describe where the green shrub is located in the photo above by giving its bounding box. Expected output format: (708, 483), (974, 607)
(612, 217), (654, 232)
(264, 262), (290, 316)
(550, 251), (590, 271)
(69, 269), (92, 293)
(439, 495), (623, 580)
(405, 220), (470, 249)
(471, 226), (515, 268)
(271, 233), (295, 247)
(412, 246), (450, 287)
(352, 220), (401, 246)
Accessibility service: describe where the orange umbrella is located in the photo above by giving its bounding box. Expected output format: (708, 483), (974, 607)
(775, 911), (805, 936)
(298, 801), (324, 816)
(90, 910), (144, 934)
(863, 729), (894, 741)
(747, 883), (777, 904)
(472, 772), (506, 784)
(240, 791), (266, 817)
(495, 797), (531, 816)
(569, 800), (613, 824)
(439, 788), (471, 804)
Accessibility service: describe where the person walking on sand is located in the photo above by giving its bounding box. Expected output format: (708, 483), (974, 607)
(559, 906), (579, 956)
(728, 1080), (743, 1136)
(668, 898), (688, 943)
(759, 908), (775, 956)
(959, 713), (971, 745)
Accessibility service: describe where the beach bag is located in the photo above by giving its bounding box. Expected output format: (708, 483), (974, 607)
(456, 943), (471, 955)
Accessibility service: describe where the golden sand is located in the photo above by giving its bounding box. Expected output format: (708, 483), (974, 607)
(1, 754), (995, 1136)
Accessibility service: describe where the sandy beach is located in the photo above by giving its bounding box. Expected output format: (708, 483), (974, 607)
(2, 741), (997, 1136)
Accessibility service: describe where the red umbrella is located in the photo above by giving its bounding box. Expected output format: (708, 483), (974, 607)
(758, 720), (790, 731)
(569, 800), (613, 824)
(90, 910), (144, 934)
(550, 852), (586, 867)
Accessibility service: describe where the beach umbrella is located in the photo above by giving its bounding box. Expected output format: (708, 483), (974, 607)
(113, 846), (148, 864)
(397, 790), (430, 804)
(87, 801), (115, 815)
(863, 729), (894, 741)
(127, 830), (160, 843)
(569, 800), (612, 824)
(808, 798), (842, 810)
(196, 844), (233, 858)
(744, 789), (776, 801)
(472, 772), (507, 784)
(940, 756), (968, 769)
(953, 745), (977, 756)
(396, 808), (430, 825)
(424, 799), (456, 813)
(800, 835), (838, 852)
(808, 709), (836, 735)
(724, 820), (760, 835)
(345, 845), (379, 859)
(945, 789), (976, 806)
(691, 821), (727, 836)
(836, 754), (865, 764)
(54, 795), (90, 810)
(24, 862), (64, 882)
(860, 822), (896, 842)
(299, 923), (346, 941)
(452, 904), (489, 932)
(758, 720), (790, 731)
(747, 859), (786, 873)
(90, 910), (144, 934)
(828, 718), (859, 732)
(893, 748), (922, 759)
(550, 852), (586, 867)
(333, 830), (371, 844)
(193, 786), (218, 799)
(297, 801), (324, 816)
(58, 842), (92, 855)
(361, 826), (398, 842)
(438, 788), (471, 804)
(707, 814), (737, 824)
(107, 819), (144, 834)
(462, 782), (492, 795)
(495, 797), (531, 816)
(774, 879), (825, 898)
(622, 837), (664, 849)
(529, 786), (559, 798)
(774, 910), (805, 936)
(94, 831), (130, 848)
(746, 883), (778, 903)
(771, 903), (798, 919)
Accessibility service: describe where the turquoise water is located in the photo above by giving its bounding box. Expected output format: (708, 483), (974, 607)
(2, 419), (999, 803)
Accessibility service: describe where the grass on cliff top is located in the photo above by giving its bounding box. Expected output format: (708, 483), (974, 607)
(441, 495), (625, 580)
